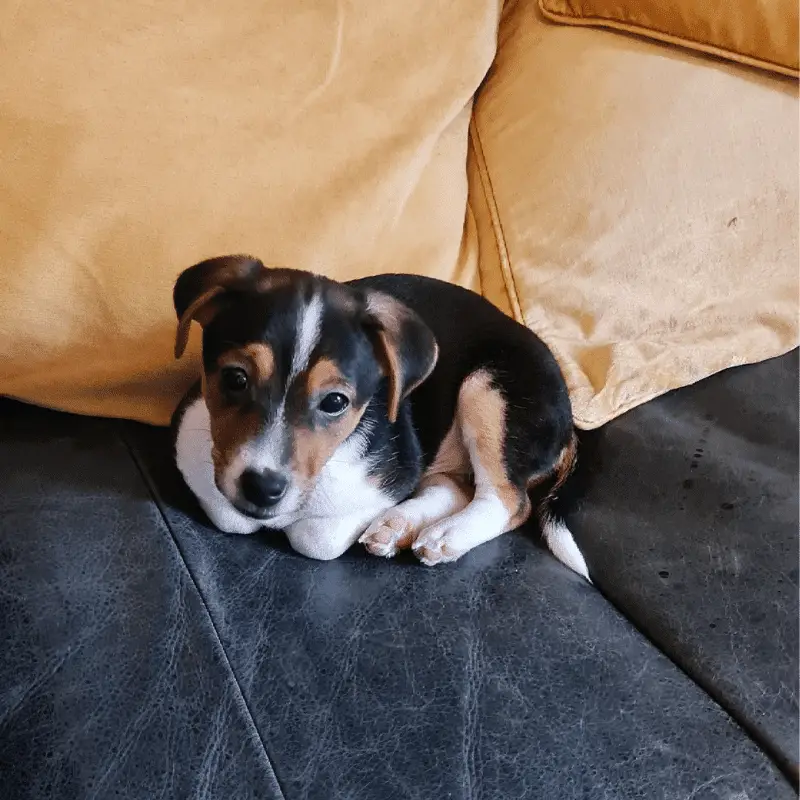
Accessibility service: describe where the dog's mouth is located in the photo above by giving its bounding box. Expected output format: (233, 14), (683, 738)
(229, 494), (302, 527)
(232, 501), (275, 520)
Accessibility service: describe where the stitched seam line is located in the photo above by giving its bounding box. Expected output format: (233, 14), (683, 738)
(589, 578), (799, 789)
(468, 116), (525, 324)
(469, 115), (595, 428)
(465, 197), (485, 299)
(117, 427), (288, 800)
(469, 107), (797, 430)
(537, 2), (799, 78)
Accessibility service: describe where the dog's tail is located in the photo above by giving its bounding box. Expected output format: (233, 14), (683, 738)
(540, 513), (590, 582)
(536, 432), (591, 582)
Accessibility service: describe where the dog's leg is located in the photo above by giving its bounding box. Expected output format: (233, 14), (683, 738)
(287, 501), (395, 561)
(360, 420), (471, 558)
(360, 474), (472, 558)
(413, 370), (531, 566)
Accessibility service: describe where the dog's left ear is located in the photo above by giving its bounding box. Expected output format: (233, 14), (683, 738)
(363, 291), (438, 423)
(173, 255), (265, 359)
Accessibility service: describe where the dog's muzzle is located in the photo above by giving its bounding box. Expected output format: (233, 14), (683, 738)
(236, 468), (289, 517)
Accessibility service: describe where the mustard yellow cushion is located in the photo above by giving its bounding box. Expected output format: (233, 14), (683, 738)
(539, 0), (799, 77)
(472, 1), (798, 429)
(0, 1), (499, 425)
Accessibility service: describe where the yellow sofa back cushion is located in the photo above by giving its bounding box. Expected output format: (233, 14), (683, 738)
(472, 1), (798, 429)
(0, 0), (500, 425)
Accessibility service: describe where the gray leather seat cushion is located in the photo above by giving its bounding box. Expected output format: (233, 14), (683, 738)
(126, 419), (793, 799)
(570, 350), (799, 779)
(0, 406), (283, 800)
(0, 346), (796, 798)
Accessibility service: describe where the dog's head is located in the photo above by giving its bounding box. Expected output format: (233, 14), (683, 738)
(174, 255), (438, 524)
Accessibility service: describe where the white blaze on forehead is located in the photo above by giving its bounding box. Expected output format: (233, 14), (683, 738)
(289, 291), (323, 382)
(224, 290), (325, 483)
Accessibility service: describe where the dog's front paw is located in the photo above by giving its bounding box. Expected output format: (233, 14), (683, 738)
(412, 522), (466, 566)
(359, 512), (416, 558)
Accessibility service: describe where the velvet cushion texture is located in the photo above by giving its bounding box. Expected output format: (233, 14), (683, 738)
(0, 0), (797, 430)
(470, 0), (798, 428)
(539, 0), (799, 77)
(0, 0), (501, 424)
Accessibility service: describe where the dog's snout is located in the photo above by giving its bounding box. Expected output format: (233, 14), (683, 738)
(240, 469), (288, 508)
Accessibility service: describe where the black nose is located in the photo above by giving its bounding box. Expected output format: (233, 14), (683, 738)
(240, 469), (288, 508)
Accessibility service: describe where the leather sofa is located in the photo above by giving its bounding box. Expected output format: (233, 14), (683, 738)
(1, 351), (796, 798)
(1, 1), (797, 797)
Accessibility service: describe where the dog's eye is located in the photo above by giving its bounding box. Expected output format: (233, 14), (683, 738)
(319, 392), (350, 416)
(221, 367), (249, 394)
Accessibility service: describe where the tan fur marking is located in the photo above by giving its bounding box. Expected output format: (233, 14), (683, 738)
(534, 432), (578, 517)
(365, 291), (405, 422)
(366, 292), (403, 328)
(365, 290), (438, 424)
(174, 286), (224, 359)
(290, 357), (362, 483)
(240, 343), (275, 386)
(291, 406), (365, 483)
(418, 471), (472, 497)
(202, 375), (261, 479)
(375, 328), (403, 422)
(306, 357), (353, 396)
(552, 433), (578, 493)
(201, 344), (275, 479)
(174, 257), (313, 360)
(458, 371), (531, 531)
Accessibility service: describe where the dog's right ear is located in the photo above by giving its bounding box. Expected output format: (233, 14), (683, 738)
(173, 255), (265, 359)
(361, 290), (438, 424)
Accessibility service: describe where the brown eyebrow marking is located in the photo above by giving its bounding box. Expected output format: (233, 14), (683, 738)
(241, 343), (275, 386)
(306, 357), (352, 396)
(217, 343), (275, 386)
(204, 343), (276, 476)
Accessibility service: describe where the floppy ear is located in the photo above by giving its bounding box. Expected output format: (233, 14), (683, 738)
(363, 291), (438, 423)
(173, 254), (265, 359)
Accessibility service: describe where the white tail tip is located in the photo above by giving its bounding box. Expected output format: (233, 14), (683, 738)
(542, 517), (591, 582)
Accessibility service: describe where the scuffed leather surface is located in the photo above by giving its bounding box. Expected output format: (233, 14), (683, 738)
(569, 349), (799, 779)
(129, 421), (793, 799)
(0, 402), (284, 800)
(0, 387), (795, 799)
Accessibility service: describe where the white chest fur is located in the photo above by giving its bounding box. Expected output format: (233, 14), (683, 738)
(174, 395), (396, 560)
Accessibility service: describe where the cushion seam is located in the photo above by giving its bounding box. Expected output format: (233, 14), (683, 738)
(116, 426), (289, 800)
(465, 197), (485, 299)
(468, 115), (605, 428)
(468, 117), (525, 324)
(588, 580), (799, 787)
(538, 1), (799, 78)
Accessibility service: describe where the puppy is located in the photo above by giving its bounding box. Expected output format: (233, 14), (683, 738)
(171, 255), (589, 578)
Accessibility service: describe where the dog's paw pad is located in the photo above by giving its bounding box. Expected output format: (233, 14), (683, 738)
(360, 513), (415, 558)
(412, 524), (464, 566)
